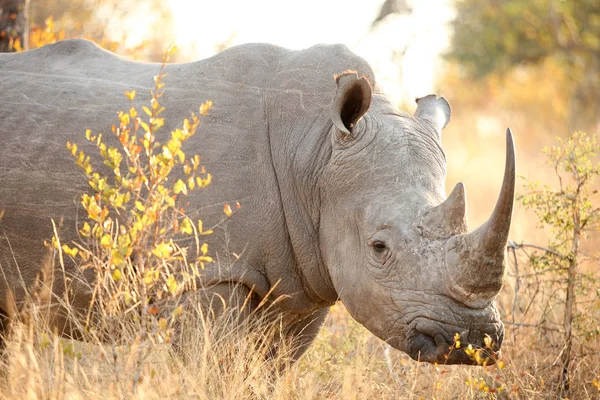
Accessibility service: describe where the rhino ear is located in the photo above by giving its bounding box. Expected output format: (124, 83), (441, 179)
(331, 71), (372, 140)
(414, 95), (451, 137)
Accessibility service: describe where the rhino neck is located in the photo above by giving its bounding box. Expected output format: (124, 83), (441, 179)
(265, 93), (338, 307)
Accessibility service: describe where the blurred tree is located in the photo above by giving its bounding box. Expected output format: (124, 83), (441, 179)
(30, 0), (93, 31)
(0, 0), (28, 52)
(371, 0), (412, 28)
(28, 0), (173, 61)
(449, 0), (600, 132)
(517, 131), (600, 396)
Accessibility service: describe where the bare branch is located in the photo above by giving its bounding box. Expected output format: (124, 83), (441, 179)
(507, 267), (568, 278)
(504, 321), (563, 333)
(508, 241), (566, 259)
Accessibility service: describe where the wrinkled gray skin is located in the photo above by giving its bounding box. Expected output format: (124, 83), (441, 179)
(0, 39), (515, 364)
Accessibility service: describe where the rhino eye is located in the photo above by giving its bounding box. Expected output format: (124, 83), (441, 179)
(372, 240), (387, 253)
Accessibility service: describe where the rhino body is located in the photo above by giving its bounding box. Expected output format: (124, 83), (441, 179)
(0, 39), (514, 364)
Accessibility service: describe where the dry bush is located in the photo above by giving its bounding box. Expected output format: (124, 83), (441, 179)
(0, 291), (301, 399)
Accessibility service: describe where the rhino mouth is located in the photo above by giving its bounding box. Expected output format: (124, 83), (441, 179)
(402, 317), (504, 365)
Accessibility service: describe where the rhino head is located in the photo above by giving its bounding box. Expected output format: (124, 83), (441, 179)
(319, 72), (513, 364)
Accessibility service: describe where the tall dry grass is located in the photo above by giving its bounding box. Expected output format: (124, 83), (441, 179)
(1, 282), (598, 399)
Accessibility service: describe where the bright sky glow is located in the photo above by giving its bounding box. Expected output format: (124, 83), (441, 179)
(122, 0), (454, 106)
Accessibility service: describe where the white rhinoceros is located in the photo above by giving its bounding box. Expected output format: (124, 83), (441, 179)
(0, 39), (514, 364)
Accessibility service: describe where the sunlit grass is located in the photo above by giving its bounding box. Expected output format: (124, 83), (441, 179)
(1, 297), (598, 399)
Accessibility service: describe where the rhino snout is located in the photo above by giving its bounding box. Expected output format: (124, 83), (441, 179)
(403, 316), (504, 365)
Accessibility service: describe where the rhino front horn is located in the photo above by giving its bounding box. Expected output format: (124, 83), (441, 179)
(445, 129), (515, 306)
(469, 128), (516, 254)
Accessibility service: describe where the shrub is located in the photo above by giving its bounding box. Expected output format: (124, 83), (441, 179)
(512, 131), (600, 397)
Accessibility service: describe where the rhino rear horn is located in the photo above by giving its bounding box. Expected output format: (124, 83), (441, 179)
(414, 95), (451, 137)
(331, 71), (372, 139)
(420, 182), (468, 238)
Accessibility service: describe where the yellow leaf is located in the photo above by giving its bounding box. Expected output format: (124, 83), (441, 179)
(139, 120), (150, 133)
(483, 335), (493, 349)
(13, 39), (22, 52)
(79, 222), (91, 237)
(198, 220), (213, 235)
(158, 317), (168, 330)
(119, 112), (130, 126)
(224, 203), (232, 217)
(181, 218), (192, 235)
(153, 242), (172, 259)
(152, 117), (164, 129)
(100, 235), (112, 248)
(125, 90), (136, 101)
(144, 274), (152, 285)
(200, 243), (208, 255)
(61, 244), (78, 258)
(166, 195), (175, 207)
(112, 269), (122, 281)
(135, 201), (146, 212)
(173, 179), (187, 195)
(167, 275), (178, 295)
(200, 100), (213, 116)
(176, 150), (185, 163)
(162, 146), (173, 160)
(142, 106), (152, 117)
(465, 344), (475, 357)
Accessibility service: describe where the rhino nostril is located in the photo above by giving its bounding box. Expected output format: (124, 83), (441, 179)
(433, 333), (447, 347)
(414, 332), (435, 350)
(409, 332), (438, 361)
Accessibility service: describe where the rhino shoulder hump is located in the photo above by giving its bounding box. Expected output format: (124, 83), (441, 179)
(43, 38), (104, 57)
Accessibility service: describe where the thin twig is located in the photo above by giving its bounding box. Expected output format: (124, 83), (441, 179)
(504, 321), (563, 332)
(508, 241), (565, 259)
(507, 267), (567, 278)
(510, 246), (520, 344)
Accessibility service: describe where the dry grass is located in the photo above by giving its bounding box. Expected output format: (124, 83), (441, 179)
(0, 283), (598, 400)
